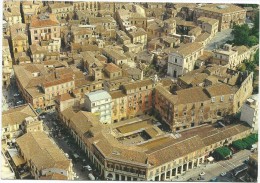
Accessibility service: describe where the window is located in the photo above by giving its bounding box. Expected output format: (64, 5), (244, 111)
(211, 97), (215, 102)
(35, 36), (38, 40)
(175, 58), (177, 63)
(34, 30), (37, 34)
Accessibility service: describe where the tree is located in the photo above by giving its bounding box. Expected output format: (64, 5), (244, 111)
(231, 24), (250, 46)
(237, 63), (246, 72)
(252, 12), (259, 36)
(247, 36), (259, 47)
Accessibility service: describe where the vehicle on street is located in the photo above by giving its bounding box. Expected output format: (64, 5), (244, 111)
(210, 177), (217, 182)
(200, 172), (206, 176)
(14, 93), (20, 97)
(16, 100), (23, 105)
(88, 173), (95, 180)
(40, 115), (46, 119)
(221, 172), (226, 176)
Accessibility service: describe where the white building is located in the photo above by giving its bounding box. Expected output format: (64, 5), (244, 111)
(240, 95), (258, 132)
(85, 90), (112, 124)
(167, 42), (204, 78)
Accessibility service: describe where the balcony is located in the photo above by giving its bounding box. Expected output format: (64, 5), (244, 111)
(107, 167), (113, 171)
(139, 174), (146, 178)
(113, 169), (139, 176)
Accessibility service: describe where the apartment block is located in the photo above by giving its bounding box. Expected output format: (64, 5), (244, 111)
(240, 94), (258, 132)
(156, 65), (253, 131)
(30, 14), (60, 44)
(194, 4), (246, 31)
(85, 90), (112, 124)
(212, 44), (252, 69)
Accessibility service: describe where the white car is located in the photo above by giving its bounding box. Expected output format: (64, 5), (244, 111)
(85, 165), (92, 171)
(16, 100), (23, 105)
(221, 172), (226, 176)
(200, 172), (206, 176)
(14, 93), (20, 97)
(40, 115), (46, 119)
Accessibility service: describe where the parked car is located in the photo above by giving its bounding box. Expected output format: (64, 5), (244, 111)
(200, 172), (206, 176)
(88, 173), (95, 180)
(40, 115), (46, 119)
(82, 165), (92, 171)
(221, 172), (226, 176)
(14, 93), (20, 97)
(210, 177), (217, 182)
(16, 100), (23, 105)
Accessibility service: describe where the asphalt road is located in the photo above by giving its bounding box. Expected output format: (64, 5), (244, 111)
(41, 112), (91, 180)
(173, 149), (251, 182)
(2, 78), (24, 112)
(205, 29), (234, 50)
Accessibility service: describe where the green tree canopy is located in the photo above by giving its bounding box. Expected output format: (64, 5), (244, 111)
(248, 36), (259, 47)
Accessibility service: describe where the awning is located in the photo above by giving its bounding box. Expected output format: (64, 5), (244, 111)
(207, 156), (214, 162)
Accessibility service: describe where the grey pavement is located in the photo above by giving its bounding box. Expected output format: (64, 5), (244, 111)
(205, 29), (234, 50)
(41, 112), (91, 180)
(174, 149), (251, 182)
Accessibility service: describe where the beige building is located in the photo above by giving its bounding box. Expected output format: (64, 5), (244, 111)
(127, 28), (148, 47)
(73, 1), (99, 11)
(21, 1), (42, 24)
(102, 47), (128, 66)
(212, 44), (252, 69)
(3, 7), (22, 27)
(10, 23), (29, 59)
(2, 104), (37, 144)
(49, 3), (74, 20)
(197, 17), (219, 37)
(30, 44), (47, 63)
(110, 90), (128, 123)
(16, 132), (74, 180)
(104, 63), (123, 79)
(30, 14), (60, 44)
(58, 105), (251, 181)
(2, 38), (12, 88)
(116, 9), (147, 31)
(194, 4), (246, 31)
(167, 42), (204, 77)
(156, 65), (253, 132)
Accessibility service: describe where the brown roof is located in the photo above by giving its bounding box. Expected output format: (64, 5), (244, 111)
(155, 85), (178, 105)
(232, 45), (249, 55)
(110, 90), (127, 99)
(123, 79), (154, 91)
(147, 135), (205, 166)
(31, 14), (59, 28)
(172, 42), (204, 57)
(16, 132), (71, 171)
(104, 63), (122, 73)
(2, 104), (37, 127)
(205, 83), (234, 96)
(196, 4), (245, 14)
(197, 17), (219, 25)
(176, 87), (210, 104)
(56, 93), (74, 102)
(195, 32), (211, 42)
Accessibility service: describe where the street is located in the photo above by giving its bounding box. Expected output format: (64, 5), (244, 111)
(41, 112), (91, 180)
(172, 149), (252, 182)
(2, 77), (24, 112)
(205, 29), (234, 50)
